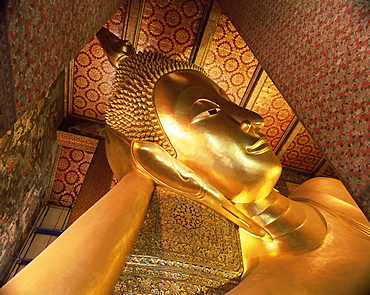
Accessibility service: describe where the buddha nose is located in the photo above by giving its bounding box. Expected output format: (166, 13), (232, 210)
(240, 120), (251, 133)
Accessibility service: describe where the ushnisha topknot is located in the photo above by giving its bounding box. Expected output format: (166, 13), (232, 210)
(106, 50), (206, 156)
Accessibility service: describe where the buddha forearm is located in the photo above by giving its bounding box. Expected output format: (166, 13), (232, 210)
(1, 170), (154, 295)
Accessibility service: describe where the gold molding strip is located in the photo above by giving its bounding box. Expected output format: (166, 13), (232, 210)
(122, 0), (145, 49)
(57, 130), (99, 152)
(194, 1), (222, 66)
(64, 60), (75, 118)
(189, 0), (216, 64)
(239, 64), (267, 110)
(275, 118), (303, 159)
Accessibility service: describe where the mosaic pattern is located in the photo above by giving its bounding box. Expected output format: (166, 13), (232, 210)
(56, 130), (99, 152)
(0, 12), (15, 137)
(132, 187), (242, 269)
(252, 76), (296, 149)
(72, 5), (127, 121)
(49, 147), (94, 207)
(0, 74), (63, 284)
(48, 132), (98, 208)
(217, 0), (370, 196)
(67, 142), (113, 227)
(137, 0), (206, 60)
(6, 0), (122, 123)
(115, 187), (242, 294)
(281, 128), (323, 171)
(203, 12), (258, 104)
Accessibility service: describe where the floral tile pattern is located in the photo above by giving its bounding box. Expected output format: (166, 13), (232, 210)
(137, 0), (207, 60)
(48, 132), (98, 208)
(281, 128), (323, 171)
(252, 76), (296, 149)
(203, 12), (258, 104)
(72, 5), (127, 121)
(217, 0), (370, 196)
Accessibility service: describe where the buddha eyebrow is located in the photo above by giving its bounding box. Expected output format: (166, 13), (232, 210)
(193, 98), (220, 107)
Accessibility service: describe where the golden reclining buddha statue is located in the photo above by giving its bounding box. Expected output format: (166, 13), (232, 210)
(2, 28), (369, 295)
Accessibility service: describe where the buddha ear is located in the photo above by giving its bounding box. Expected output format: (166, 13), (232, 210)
(131, 139), (203, 196)
(131, 139), (271, 241)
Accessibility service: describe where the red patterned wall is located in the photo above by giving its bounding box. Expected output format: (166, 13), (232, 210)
(72, 5), (127, 121)
(252, 76), (296, 149)
(3, 0), (123, 133)
(280, 128), (323, 171)
(137, 0), (206, 60)
(203, 12), (258, 104)
(49, 147), (94, 207)
(217, 0), (370, 196)
(48, 132), (98, 207)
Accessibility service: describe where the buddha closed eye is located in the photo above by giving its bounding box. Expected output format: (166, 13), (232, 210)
(190, 99), (221, 123)
(154, 69), (282, 203)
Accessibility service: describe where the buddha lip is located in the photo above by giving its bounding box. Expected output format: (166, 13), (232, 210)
(246, 137), (271, 155)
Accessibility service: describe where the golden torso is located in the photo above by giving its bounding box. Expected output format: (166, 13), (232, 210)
(235, 189), (328, 274)
(228, 177), (370, 294)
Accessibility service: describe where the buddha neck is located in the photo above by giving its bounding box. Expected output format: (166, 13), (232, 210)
(235, 190), (327, 257)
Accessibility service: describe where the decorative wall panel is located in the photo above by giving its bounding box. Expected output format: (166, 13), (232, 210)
(252, 76), (296, 149)
(114, 187), (242, 294)
(0, 73), (64, 284)
(0, 7), (15, 137)
(4, 0), (123, 127)
(281, 128), (323, 171)
(217, 0), (370, 196)
(67, 142), (113, 227)
(72, 4), (127, 121)
(203, 12), (258, 104)
(137, 0), (207, 60)
(48, 132), (98, 208)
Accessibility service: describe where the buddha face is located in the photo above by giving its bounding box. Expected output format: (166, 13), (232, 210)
(154, 70), (282, 203)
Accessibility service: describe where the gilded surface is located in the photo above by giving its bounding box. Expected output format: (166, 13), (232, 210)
(2, 25), (370, 295)
(114, 187), (243, 294)
(104, 47), (369, 294)
(106, 50), (205, 157)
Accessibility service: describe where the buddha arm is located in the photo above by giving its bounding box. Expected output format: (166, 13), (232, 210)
(228, 204), (370, 295)
(1, 170), (154, 295)
(131, 139), (271, 240)
(229, 178), (370, 294)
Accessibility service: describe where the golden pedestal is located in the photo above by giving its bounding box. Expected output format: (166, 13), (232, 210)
(114, 187), (243, 294)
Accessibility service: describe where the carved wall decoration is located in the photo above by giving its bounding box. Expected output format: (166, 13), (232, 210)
(71, 5), (127, 121)
(114, 187), (243, 294)
(48, 132), (98, 208)
(203, 12), (258, 104)
(137, 0), (207, 60)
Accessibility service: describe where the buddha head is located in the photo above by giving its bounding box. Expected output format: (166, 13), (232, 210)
(106, 51), (282, 203)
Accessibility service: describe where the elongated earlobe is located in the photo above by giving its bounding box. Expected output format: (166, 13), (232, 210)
(131, 139), (271, 241)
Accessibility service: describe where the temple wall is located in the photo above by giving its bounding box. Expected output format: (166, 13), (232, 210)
(217, 0), (370, 202)
(0, 0), (124, 137)
(0, 73), (64, 285)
